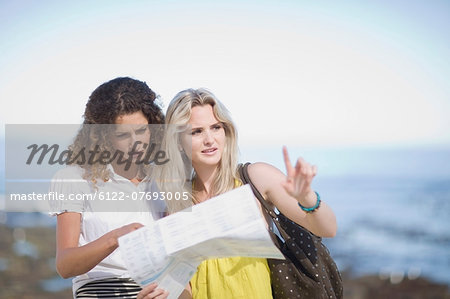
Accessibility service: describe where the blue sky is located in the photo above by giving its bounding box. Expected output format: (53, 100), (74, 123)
(1, 0), (449, 148)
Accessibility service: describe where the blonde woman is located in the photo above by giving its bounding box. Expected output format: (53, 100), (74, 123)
(148, 88), (337, 299)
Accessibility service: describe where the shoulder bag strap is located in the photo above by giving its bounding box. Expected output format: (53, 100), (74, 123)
(238, 162), (293, 242)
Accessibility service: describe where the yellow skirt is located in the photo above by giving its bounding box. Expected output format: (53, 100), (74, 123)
(190, 257), (272, 299)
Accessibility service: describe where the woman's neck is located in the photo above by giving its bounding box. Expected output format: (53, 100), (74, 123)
(193, 165), (218, 201)
(111, 161), (141, 185)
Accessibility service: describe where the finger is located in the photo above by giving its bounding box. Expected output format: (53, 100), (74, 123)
(303, 161), (312, 177)
(312, 165), (318, 177)
(124, 223), (144, 234)
(297, 158), (314, 183)
(147, 288), (165, 298)
(281, 180), (294, 195)
(297, 158), (315, 177)
(131, 222), (144, 229)
(296, 159), (316, 189)
(282, 146), (294, 177)
(138, 283), (157, 298)
(118, 224), (142, 238)
(295, 157), (304, 176)
(156, 291), (169, 299)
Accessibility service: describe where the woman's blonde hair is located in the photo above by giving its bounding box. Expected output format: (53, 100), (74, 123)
(156, 88), (239, 213)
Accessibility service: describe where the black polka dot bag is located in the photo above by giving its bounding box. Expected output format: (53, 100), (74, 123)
(239, 163), (343, 299)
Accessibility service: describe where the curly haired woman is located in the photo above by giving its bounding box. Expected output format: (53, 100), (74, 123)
(50, 77), (169, 299)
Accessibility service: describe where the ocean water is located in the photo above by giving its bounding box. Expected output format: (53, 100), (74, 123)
(318, 175), (450, 285)
(1, 145), (450, 286)
(240, 146), (450, 285)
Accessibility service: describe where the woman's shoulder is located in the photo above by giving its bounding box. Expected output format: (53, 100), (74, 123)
(247, 162), (282, 177)
(49, 165), (89, 215)
(246, 162), (284, 192)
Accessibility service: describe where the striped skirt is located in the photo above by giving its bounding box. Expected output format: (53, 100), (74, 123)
(75, 277), (142, 298)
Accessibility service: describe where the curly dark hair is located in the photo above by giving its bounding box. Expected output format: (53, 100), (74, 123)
(84, 77), (164, 125)
(69, 77), (165, 183)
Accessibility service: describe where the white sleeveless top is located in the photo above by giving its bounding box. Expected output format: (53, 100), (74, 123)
(49, 165), (165, 296)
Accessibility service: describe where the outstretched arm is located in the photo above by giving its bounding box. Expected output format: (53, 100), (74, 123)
(247, 146), (337, 237)
(55, 212), (143, 278)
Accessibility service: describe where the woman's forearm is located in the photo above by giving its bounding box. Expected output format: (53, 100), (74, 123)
(56, 221), (143, 278)
(56, 229), (118, 278)
(301, 201), (337, 237)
